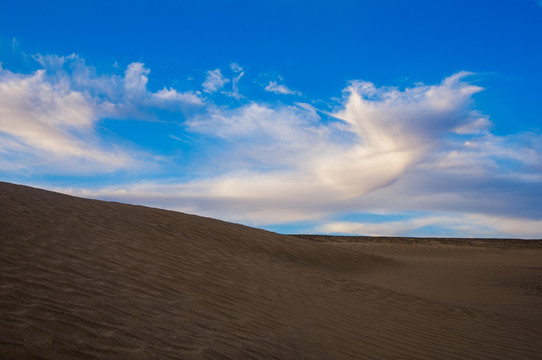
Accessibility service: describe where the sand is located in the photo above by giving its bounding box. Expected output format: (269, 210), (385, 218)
(1, 182), (541, 359)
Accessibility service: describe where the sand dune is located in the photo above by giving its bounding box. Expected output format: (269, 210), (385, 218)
(1, 182), (541, 359)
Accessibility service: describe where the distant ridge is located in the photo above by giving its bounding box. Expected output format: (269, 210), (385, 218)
(1, 181), (541, 359)
(296, 234), (542, 248)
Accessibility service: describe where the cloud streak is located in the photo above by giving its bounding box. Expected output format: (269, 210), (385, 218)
(318, 214), (542, 239)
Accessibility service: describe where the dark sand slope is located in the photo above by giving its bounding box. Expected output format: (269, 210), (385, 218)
(1, 182), (541, 359)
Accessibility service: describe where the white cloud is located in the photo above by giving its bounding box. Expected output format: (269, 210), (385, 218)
(453, 116), (491, 134)
(228, 63), (244, 99)
(313, 72), (483, 197)
(202, 64), (245, 99)
(202, 68), (229, 93)
(321, 134), (542, 236)
(421, 132), (542, 175)
(3, 56), (540, 238)
(116, 62), (204, 112)
(124, 62), (149, 94)
(474, 214), (542, 238)
(188, 102), (321, 144)
(72, 73), (507, 230)
(33, 53), (72, 69)
(318, 214), (542, 239)
(230, 63), (243, 73)
(0, 68), (134, 173)
(318, 216), (460, 237)
(0, 54), (203, 174)
(264, 81), (301, 96)
(154, 87), (203, 106)
(30, 54), (204, 115)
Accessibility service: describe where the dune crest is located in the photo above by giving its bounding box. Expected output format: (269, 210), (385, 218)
(1, 182), (541, 359)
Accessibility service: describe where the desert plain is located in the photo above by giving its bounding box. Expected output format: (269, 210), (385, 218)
(1, 181), (541, 359)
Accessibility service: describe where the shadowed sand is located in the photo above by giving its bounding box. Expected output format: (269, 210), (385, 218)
(1, 182), (541, 359)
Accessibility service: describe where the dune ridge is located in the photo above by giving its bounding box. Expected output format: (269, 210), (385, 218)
(1, 182), (541, 359)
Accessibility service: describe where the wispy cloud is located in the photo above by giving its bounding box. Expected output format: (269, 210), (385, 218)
(264, 81), (301, 96)
(203, 64), (245, 99)
(228, 63), (244, 99)
(202, 68), (229, 93)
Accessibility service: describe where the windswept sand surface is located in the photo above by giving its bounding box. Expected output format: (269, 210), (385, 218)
(1, 182), (541, 359)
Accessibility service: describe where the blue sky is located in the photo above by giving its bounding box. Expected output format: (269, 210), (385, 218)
(1, 0), (541, 238)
